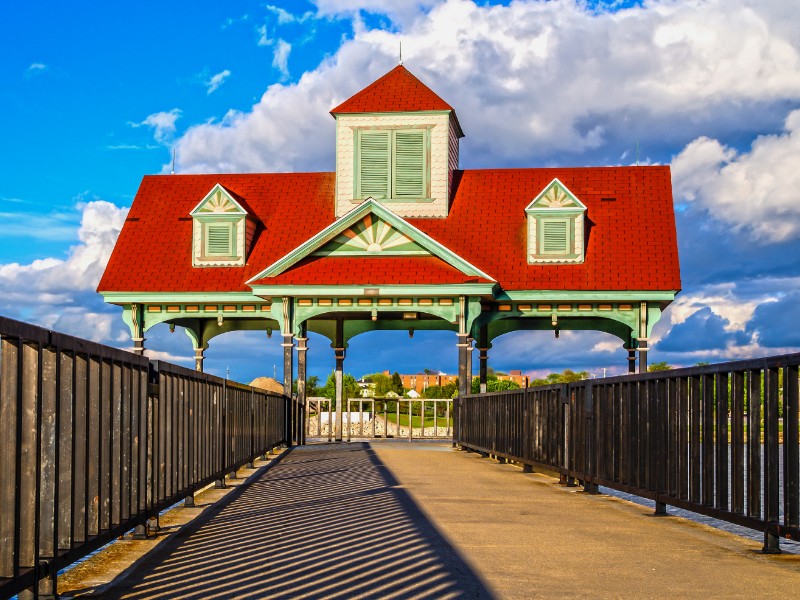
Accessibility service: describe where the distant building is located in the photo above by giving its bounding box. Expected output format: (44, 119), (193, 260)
(382, 369), (526, 394)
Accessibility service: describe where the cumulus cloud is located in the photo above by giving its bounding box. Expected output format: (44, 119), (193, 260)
(656, 307), (751, 353)
(206, 69), (231, 94)
(171, 0), (800, 175)
(132, 109), (182, 145)
(672, 109), (800, 243)
(0, 201), (128, 340)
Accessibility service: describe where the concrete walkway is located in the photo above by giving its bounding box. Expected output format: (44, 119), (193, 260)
(86, 441), (799, 599)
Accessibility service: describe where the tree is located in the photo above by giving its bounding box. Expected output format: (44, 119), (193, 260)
(318, 372), (360, 403)
(529, 369), (589, 386)
(648, 362), (673, 372)
(293, 374), (320, 396)
(363, 372), (393, 397)
(422, 381), (458, 399)
(470, 375), (521, 393)
(391, 371), (404, 395)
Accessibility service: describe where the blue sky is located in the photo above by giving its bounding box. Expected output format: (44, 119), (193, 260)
(2, 0), (800, 384)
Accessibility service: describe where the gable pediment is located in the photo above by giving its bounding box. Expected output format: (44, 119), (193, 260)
(525, 178), (586, 213)
(190, 183), (247, 216)
(246, 198), (493, 283)
(316, 213), (427, 256)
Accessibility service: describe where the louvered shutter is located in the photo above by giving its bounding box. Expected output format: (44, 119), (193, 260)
(358, 131), (390, 198)
(206, 223), (234, 256)
(541, 220), (569, 254)
(393, 130), (425, 198)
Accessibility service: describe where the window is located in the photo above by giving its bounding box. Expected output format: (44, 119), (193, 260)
(204, 222), (236, 257)
(356, 129), (428, 200)
(525, 178), (586, 264)
(539, 218), (572, 255)
(190, 183), (248, 267)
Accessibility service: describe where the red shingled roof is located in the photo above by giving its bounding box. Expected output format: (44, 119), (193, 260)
(98, 167), (681, 295)
(331, 65), (454, 114)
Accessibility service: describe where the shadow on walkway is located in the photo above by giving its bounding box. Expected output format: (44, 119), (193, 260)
(96, 443), (492, 599)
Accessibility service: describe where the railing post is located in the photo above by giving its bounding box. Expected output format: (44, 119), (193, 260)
(763, 366), (781, 553)
(560, 384), (573, 485)
(522, 386), (533, 473)
(583, 381), (599, 494)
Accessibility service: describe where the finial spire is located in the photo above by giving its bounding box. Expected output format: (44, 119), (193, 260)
(399, 41), (403, 65)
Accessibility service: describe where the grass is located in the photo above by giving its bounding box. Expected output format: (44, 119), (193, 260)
(382, 412), (453, 428)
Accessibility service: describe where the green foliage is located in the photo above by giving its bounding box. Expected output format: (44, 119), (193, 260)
(422, 381), (458, 398)
(470, 375), (521, 393)
(529, 369), (589, 386)
(364, 372), (393, 397)
(648, 361), (673, 372)
(318, 372), (360, 403)
(293, 374), (320, 396)
(391, 371), (404, 395)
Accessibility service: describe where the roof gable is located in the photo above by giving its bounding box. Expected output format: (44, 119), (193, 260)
(190, 183), (247, 216)
(331, 65), (454, 114)
(316, 213), (428, 256)
(525, 178), (587, 213)
(246, 197), (494, 283)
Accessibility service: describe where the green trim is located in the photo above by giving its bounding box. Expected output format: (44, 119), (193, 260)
(245, 198), (495, 283)
(333, 110), (453, 118)
(249, 283), (498, 297)
(348, 197), (434, 204)
(311, 250), (430, 257)
(497, 290), (678, 302)
(102, 292), (266, 303)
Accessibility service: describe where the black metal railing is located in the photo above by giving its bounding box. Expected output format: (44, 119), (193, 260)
(0, 316), (292, 599)
(456, 354), (800, 553)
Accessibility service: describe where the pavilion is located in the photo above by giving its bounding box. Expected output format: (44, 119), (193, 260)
(98, 65), (681, 439)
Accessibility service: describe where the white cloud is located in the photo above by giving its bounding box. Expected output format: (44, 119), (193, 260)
(671, 109), (800, 242)
(171, 0), (800, 175)
(25, 62), (47, 77)
(205, 69), (232, 94)
(312, 0), (440, 25)
(132, 109), (182, 145)
(0, 201), (128, 339)
(272, 39), (292, 77)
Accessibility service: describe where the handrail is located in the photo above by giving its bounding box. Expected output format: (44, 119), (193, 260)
(456, 356), (800, 554)
(0, 316), (293, 599)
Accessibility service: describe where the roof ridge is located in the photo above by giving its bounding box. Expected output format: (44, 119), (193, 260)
(330, 64), (454, 114)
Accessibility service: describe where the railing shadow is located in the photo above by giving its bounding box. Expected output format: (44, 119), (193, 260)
(94, 443), (493, 599)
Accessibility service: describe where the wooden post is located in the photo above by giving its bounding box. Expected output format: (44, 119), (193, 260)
(334, 319), (345, 442)
(130, 303), (145, 356)
(193, 346), (204, 372)
(638, 302), (648, 374)
(477, 325), (489, 393)
(457, 296), (470, 398)
(297, 325), (308, 446)
(626, 347), (636, 374)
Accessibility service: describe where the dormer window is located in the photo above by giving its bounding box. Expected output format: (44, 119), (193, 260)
(190, 184), (251, 267)
(525, 179), (586, 264)
(355, 128), (429, 201)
